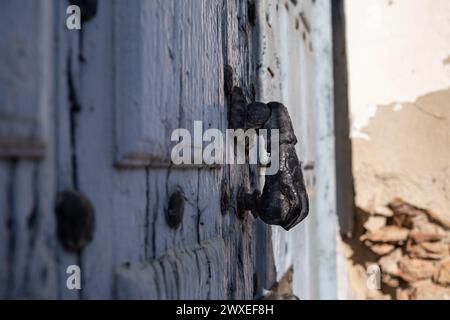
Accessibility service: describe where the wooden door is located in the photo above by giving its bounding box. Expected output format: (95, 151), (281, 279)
(57, 0), (259, 299)
(0, 0), (263, 299)
(0, 0), (337, 300)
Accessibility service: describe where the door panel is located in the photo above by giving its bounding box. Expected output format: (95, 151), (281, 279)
(0, 0), (52, 158)
(114, 0), (226, 168)
(0, 0), (331, 300)
(56, 0), (257, 299)
(0, 0), (57, 300)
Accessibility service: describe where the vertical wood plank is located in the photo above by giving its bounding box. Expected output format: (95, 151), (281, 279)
(0, 162), (9, 298)
(0, 0), (57, 299)
(73, 1), (148, 299)
(221, 0), (258, 300)
(310, 0), (338, 299)
(50, 0), (261, 299)
(0, 0), (50, 159)
(54, 0), (83, 299)
(9, 161), (34, 297)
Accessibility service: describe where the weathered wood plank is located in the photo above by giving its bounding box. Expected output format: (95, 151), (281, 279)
(256, 0), (337, 300)
(9, 161), (35, 298)
(115, 238), (225, 299)
(28, 153), (58, 299)
(0, 162), (9, 299)
(0, 0), (56, 300)
(49, 0), (260, 300)
(112, 0), (257, 300)
(54, 1), (82, 298)
(0, 0), (52, 159)
(309, 0), (337, 299)
(0, 161), (57, 299)
(221, 0), (257, 300)
(255, 0), (319, 298)
(67, 1), (148, 299)
(113, 0), (177, 167)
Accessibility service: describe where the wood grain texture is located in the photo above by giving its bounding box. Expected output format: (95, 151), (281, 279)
(0, 0), (328, 300)
(0, 0), (52, 159)
(115, 238), (225, 299)
(255, 0), (338, 300)
(56, 0), (257, 299)
(309, 0), (338, 299)
(0, 157), (57, 299)
(256, 0), (317, 298)
(0, 0), (57, 299)
(54, 0), (83, 299)
(0, 162), (9, 298)
(114, 0), (225, 168)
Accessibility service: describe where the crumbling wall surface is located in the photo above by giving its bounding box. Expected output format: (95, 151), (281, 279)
(353, 88), (450, 228)
(344, 199), (450, 300)
(344, 0), (450, 300)
(345, 88), (450, 300)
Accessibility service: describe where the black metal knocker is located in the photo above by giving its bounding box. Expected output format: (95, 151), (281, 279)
(231, 87), (309, 231)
